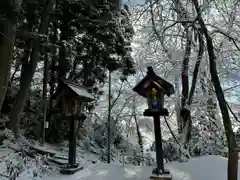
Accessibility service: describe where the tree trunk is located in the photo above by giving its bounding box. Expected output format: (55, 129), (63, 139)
(187, 30), (204, 106)
(10, 60), (21, 85)
(9, 0), (55, 134)
(107, 70), (112, 164)
(172, 0), (193, 147)
(174, 76), (181, 134)
(181, 30), (191, 110)
(42, 53), (49, 144)
(10, 40), (40, 134)
(133, 95), (143, 153)
(47, 14), (58, 141)
(181, 29), (204, 148)
(180, 29), (191, 147)
(192, 1), (238, 180)
(0, 0), (23, 111)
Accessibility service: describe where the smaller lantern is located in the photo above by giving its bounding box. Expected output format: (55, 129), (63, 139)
(52, 79), (94, 174)
(54, 79), (94, 116)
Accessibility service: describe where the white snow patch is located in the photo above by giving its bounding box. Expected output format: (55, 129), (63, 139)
(41, 155), (240, 180)
(0, 142), (238, 180)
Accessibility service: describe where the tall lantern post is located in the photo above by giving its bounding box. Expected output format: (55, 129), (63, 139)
(133, 67), (174, 180)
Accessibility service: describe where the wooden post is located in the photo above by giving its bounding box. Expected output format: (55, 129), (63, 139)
(122, 151), (125, 167)
(68, 114), (77, 166)
(107, 70), (112, 163)
(153, 115), (164, 174)
(41, 54), (48, 145)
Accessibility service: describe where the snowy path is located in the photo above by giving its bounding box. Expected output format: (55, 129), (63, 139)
(40, 155), (240, 180)
(43, 163), (153, 180)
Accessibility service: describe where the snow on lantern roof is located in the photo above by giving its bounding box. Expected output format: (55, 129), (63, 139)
(53, 79), (95, 102)
(65, 82), (95, 102)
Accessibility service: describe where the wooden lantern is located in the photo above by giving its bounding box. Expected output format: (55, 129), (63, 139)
(53, 79), (94, 116)
(133, 67), (174, 116)
(52, 79), (94, 174)
(133, 67), (174, 180)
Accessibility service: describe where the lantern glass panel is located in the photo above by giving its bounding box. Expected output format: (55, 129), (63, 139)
(70, 99), (78, 114)
(146, 88), (164, 109)
(152, 88), (158, 108)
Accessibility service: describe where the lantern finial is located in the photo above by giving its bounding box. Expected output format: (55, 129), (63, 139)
(147, 66), (155, 76)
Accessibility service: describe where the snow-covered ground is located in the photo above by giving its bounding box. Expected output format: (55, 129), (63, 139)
(0, 138), (239, 180)
(42, 155), (239, 180)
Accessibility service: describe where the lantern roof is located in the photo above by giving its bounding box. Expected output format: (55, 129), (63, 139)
(133, 66), (174, 98)
(53, 79), (95, 102)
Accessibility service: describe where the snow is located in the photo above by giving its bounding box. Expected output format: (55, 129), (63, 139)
(39, 155), (239, 180)
(43, 163), (152, 180)
(0, 140), (239, 180)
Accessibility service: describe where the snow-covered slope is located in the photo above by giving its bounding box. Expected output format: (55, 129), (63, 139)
(168, 155), (229, 180)
(0, 139), (236, 180)
(39, 155), (240, 180)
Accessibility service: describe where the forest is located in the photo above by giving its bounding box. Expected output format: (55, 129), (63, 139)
(0, 0), (240, 180)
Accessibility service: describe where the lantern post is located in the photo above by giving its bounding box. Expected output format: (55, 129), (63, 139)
(54, 80), (94, 175)
(68, 99), (79, 167)
(133, 67), (174, 180)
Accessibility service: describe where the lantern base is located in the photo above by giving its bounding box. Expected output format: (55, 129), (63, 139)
(150, 173), (172, 180)
(152, 168), (170, 175)
(60, 163), (83, 174)
(150, 169), (172, 180)
(144, 108), (169, 116)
